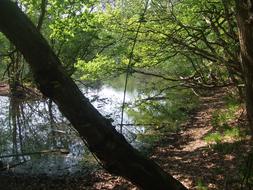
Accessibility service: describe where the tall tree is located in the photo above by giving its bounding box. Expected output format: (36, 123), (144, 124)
(235, 0), (253, 135)
(0, 0), (187, 189)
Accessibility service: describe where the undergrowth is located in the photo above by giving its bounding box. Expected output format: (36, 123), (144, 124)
(204, 90), (253, 189)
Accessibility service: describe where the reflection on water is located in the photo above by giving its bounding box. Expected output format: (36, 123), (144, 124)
(0, 79), (145, 176)
(0, 96), (85, 175)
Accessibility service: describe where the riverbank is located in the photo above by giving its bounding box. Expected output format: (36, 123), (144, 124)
(150, 89), (252, 189)
(0, 169), (136, 190)
(0, 89), (252, 190)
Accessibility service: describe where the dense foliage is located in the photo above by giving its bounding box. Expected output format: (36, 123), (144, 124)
(0, 0), (241, 89)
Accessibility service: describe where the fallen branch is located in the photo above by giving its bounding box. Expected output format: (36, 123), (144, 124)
(0, 160), (28, 171)
(0, 149), (69, 159)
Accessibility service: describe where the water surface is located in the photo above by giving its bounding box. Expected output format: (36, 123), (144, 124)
(0, 76), (147, 175)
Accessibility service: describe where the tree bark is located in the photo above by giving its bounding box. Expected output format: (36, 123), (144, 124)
(235, 0), (253, 136)
(0, 0), (187, 189)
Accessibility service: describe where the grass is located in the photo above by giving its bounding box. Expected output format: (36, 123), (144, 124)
(204, 91), (244, 154)
(196, 179), (208, 190)
(204, 128), (240, 143)
(204, 132), (222, 144)
(211, 91), (241, 128)
(210, 105), (240, 130)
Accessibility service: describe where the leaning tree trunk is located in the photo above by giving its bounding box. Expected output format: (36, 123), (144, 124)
(235, 0), (253, 136)
(0, 1), (187, 189)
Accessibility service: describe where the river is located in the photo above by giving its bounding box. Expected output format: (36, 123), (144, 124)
(0, 75), (148, 176)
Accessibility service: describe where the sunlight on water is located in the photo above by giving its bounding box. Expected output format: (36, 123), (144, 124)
(0, 80), (145, 175)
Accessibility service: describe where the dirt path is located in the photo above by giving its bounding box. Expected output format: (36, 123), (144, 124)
(150, 90), (248, 190)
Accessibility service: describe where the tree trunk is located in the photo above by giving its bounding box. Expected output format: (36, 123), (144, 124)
(235, 0), (253, 136)
(0, 1), (187, 189)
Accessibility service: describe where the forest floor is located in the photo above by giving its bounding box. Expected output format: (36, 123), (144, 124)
(150, 90), (252, 190)
(84, 89), (252, 190)
(0, 89), (252, 190)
